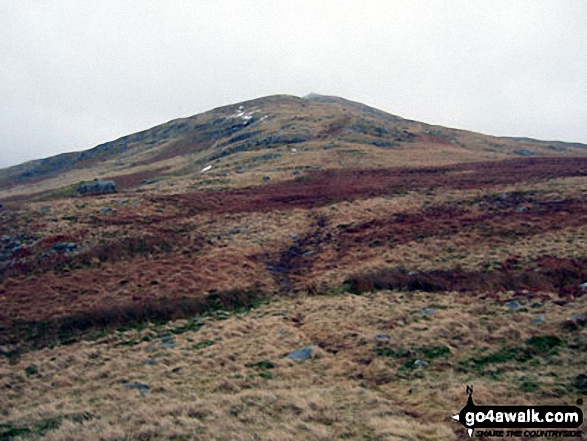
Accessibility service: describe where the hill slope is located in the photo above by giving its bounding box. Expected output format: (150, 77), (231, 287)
(1, 94), (586, 440)
(1, 93), (586, 201)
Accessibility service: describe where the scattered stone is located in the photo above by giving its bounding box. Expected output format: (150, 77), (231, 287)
(39, 206), (51, 213)
(418, 308), (435, 316)
(532, 316), (546, 325)
(513, 149), (537, 157)
(287, 346), (313, 361)
(100, 207), (112, 213)
(289, 233), (298, 240)
(413, 359), (429, 367)
(125, 381), (150, 397)
(262, 176), (271, 183)
(145, 342), (176, 351)
(374, 334), (391, 341)
(160, 335), (174, 343)
(141, 179), (158, 185)
(292, 170), (300, 175)
(568, 313), (587, 324)
(505, 300), (522, 309)
(53, 242), (77, 253)
(144, 359), (158, 366)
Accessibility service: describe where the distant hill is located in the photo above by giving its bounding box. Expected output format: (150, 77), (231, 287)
(1, 93), (586, 200)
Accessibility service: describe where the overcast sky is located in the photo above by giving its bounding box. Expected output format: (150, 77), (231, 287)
(1, 1), (586, 168)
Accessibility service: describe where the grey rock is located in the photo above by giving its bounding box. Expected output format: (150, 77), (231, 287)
(418, 308), (436, 316)
(532, 316), (546, 325)
(413, 359), (429, 367)
(39, 206), (51, 213)
(506, 300), (522, 309)
(287, 346), (313, 361)
(568, 313), (587, 323)
(100, 207), (112, 213)
(513, 149), (537, 157)
(77, 179), (117, 195)
(125, 381), (150, 397)
(374, 334), (391, 341)
(262, 176), (271, 183)
(160, 335), (174, 343)
(516, 206), (529, 212)
(145, 342), (176, 351)
(579, 283), (587, 291)
(53, 242), (77, 253)
(289, 233), (298, 240)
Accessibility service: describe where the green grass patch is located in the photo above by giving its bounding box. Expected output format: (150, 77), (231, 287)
(192, 340), (215, 350)
(464, 346), (532, 371)
(1, 289), (270, 359)
(520, 379), (539, 393)
(460, 335), (564, 374)
(247, 360), (275, 370)
(420, 346), (450, 359)
(525, 335), (563, 354)
(0, 412), (93, 439)
(375, 345), (450, 369)
(24, 364), (38, 377)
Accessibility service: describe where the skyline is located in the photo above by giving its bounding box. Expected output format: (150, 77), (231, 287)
(1, 1), (586, 168)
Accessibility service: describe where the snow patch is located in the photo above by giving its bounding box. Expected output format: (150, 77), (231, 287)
(228, 106), (258, 122)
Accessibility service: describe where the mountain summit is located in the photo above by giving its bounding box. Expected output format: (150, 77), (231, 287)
(1, 94), (586, 200)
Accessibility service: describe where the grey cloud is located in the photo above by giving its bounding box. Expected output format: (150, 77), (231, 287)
(1, 0), (586, 168)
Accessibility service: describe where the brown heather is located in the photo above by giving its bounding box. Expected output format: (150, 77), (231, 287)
(0, 95), (586, 440)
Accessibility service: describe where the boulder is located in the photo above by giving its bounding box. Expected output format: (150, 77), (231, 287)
(77, 179), (117, 196)
(125, 381), (150, 397)
(287, 346), (314, 361)
(513, 149), (536, 157)
(532, 316), (546, 325)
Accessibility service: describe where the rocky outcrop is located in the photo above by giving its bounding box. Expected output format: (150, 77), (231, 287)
(77, 179), (118, 195)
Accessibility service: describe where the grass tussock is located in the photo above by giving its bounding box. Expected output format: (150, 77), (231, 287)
(1, 286), (268, 356)
(0, 289), (585, 440)
(346, 256), (587, 297)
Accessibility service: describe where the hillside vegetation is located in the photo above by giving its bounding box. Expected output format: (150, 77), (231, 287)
(0, 95), (585, 440)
